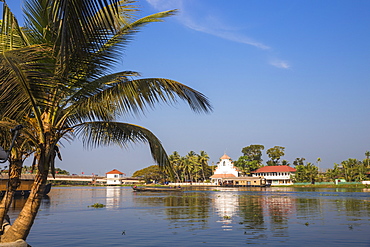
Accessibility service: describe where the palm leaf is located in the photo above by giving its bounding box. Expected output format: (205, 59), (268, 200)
(73, 121), (170, 167)
(63, 9), (177, 97)
(0, 45), (55, 122)
(0, 1), (30, 52)
(63, 77), (212, 127)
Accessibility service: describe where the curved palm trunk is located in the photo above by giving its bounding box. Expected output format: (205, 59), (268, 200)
(1, 170), (47, 242)
(0, 159), (22, 227)
(1, 146), (50, 243)
(201, 165), (206, 182)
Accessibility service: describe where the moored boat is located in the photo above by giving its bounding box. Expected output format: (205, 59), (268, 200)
(132, 186), (182, 192)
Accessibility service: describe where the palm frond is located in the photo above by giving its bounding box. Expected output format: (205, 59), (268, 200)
(0, 1), (30, 52)
(0, 45), (55, 122)
(73, 121), (169, 167)
(22, 0), (135, 77)
(64, 9), (177, 94)
(64, 77), (212, 126)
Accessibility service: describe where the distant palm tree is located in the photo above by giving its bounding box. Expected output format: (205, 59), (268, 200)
(365, 151), (370, 168)
(185, 151), (198, 181)
(168, 151), (181, 182)
(0, 0), (212, 242)
(198, 151), (210, 181)
(316, 157), (321, 172)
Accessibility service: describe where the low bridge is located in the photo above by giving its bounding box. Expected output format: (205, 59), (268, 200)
(0, 174), (140, 184)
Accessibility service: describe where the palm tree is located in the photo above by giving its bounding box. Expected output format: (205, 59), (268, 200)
(316, 157), (321, 173)
(198, 150), (209, 181)
(0, 121), (34, 227)
(0, 0), (212, 242)
(168, 151), (181, 182)
(185, 151), (198, 182)
(365, 151), (370, 168)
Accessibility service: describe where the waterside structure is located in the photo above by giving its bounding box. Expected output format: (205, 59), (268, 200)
(252, 165), (296, 186)
(210, 154), (267, 187)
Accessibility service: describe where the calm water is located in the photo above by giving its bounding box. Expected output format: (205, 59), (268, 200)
(7, 186), (370, 246)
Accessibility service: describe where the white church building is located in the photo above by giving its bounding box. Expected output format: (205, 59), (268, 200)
(210, 154), (239, 185)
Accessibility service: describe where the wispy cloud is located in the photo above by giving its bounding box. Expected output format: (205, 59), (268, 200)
(181, 15), (270, 50)
(146, 0), (290, 69)
(269, 59), (291, 69)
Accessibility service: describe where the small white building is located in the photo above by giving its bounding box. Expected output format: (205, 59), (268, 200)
(210, 154), (239, 185)
(106, 169), (125, 185)
(252, 165), (296, 185)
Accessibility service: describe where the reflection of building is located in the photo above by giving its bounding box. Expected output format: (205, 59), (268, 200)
(106, 169), (125, 185)
(213, 192), (239, 231)
(105, 186), (121, 208)
(252, 166), (296, 185)
(210, 154), (239, 185)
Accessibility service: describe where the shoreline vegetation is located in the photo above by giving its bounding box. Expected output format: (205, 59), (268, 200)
(49, 183), (370, 189)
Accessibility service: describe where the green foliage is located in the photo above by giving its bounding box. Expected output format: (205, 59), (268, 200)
(88, 203), (105, 208)
(235, 144), (264, 175)
(293, 162), (318, 183)
(241, 144), (264, 163)
(133, 165), (167, 183)
(234, 157), (261, 175)
(325, 163), (344, 182)
(134, 151), (212, 183)
(266, 146), (285, 165)
(54, 167), (70, 175)
(293, 158), (306, 166)
(341, 158), (367, 182)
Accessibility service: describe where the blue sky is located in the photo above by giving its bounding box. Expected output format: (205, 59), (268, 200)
(5, 0), (370, 176)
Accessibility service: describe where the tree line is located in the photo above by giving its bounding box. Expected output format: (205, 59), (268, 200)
(133, 151), (214, 183)
(134, 145), (370, 184)
(233, 144), (370, 183)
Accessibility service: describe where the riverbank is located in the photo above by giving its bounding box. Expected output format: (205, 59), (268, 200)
(50, 183), (370, 189)
(275, 183), (370, 188)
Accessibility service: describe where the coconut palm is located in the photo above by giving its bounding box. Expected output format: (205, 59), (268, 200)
(0, 0), (211, 242)
(186, 151), (203, 181)
(0, 121), (35, 227)
(365, 151), (370, 168)
(316, 157), (321, 172)
(198, 150), (209, 181)
(168, 151), (182, 182)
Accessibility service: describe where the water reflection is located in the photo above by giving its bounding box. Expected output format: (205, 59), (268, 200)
(105, 186), (121, 208)
(213, 192), (238, 231)
(7, 187), (370, 246)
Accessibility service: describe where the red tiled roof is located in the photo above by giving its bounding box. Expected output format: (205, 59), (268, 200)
(210, 174), (237, 178)
(106, 169), (125, 175)
(252, 165), (296, 173)
(220, 154), (231, 160)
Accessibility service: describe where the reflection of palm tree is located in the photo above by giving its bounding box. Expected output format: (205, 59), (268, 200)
(0, 1), (212, 242)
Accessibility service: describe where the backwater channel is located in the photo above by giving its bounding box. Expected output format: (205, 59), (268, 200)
(7, 186), (370, 246)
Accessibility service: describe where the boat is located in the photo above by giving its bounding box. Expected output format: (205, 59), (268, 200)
(0, 174), (51, 196)
(132, 186), (182, 192)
